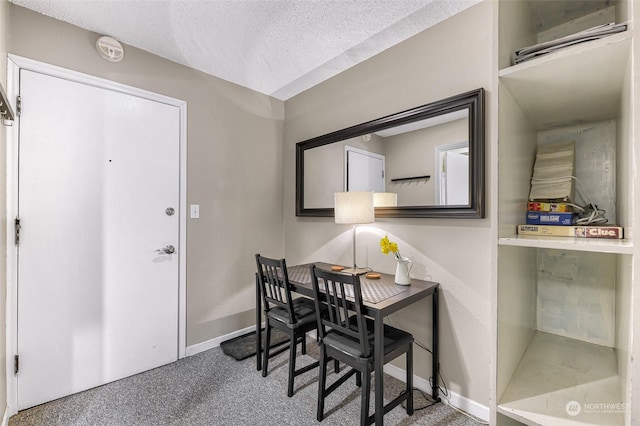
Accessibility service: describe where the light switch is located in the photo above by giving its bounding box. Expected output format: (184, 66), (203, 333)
(190, 204), (200, 219)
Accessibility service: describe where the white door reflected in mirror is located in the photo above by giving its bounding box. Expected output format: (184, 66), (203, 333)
(436, 142), (469, 205)
(345, 146), (385, 192)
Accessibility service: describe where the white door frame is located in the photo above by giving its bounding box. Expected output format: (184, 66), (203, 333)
(434, 141), (468, 205)
(5, 54), (188, 416)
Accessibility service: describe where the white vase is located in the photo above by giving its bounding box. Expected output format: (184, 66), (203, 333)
(394, 256), (413, 285)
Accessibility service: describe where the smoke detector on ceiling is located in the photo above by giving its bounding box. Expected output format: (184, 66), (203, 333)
(96, 36), (125, 63)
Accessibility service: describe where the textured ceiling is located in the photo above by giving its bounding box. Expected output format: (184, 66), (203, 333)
(11, 0), (481, 100)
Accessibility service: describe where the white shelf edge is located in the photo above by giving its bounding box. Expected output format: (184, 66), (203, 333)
(498, 30), (631, 78)
(497, 406), (544, 426)
(498, 234), (633, 254)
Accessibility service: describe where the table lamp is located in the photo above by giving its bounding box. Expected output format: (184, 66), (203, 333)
(335, 191), (374, 274)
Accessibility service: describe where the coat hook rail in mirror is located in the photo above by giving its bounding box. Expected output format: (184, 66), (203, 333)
(390, 175), (431, 184)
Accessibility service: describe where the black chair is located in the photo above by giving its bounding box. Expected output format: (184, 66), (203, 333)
(310, 265), (414, 425)
(255, 254), (321, 397)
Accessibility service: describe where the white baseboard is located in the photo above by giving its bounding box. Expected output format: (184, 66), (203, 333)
(383, 363), (489, 423)
(2, 404), (10, 426)
(185, 324), (259, 357)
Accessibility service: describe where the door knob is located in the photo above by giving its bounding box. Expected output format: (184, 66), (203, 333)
(157, 245), (175, 254)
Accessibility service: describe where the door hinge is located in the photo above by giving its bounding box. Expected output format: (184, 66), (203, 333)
(15, 218), (21, 246)
(14, 355), (19, 375)
(16, 96), (21, 117)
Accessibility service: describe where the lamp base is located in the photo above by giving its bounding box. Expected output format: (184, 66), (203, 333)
(342, 267), (370, 275)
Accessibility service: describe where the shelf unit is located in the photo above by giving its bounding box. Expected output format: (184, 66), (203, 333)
(496, 1), (635, 425)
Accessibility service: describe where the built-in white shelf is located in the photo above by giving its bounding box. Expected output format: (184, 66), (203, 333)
(498, 331), (623, 426)
(499, 31), (631, 129)
(496, 1), (634, 424)
(499, 234), (633, 255)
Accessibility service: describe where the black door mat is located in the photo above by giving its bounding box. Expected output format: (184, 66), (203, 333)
(220, 328), (290, 361)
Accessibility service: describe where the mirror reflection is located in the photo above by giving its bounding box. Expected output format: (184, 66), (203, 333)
(296, 88), (484, 218)
(303, 110), (469, 208)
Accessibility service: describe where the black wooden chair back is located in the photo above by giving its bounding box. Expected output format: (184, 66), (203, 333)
(311, 265), (370, 358)
(255, 255), (297, 325)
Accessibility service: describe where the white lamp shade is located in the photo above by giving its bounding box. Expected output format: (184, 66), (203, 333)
(334, 192), (374, 224)
(373, 192), (398, 207)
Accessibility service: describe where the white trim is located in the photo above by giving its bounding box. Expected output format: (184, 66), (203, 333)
(5, 54), (188, 414)
(2, 405), (9, 426)
(6, 56), (20, 417)
(178, 94), (188, 359)
(7, 55), (183, 107)
(383, 363), (489, 423)
(185, 325), (259, 357)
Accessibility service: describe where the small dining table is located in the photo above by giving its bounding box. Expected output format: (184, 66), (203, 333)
(255, 262), (440, 425)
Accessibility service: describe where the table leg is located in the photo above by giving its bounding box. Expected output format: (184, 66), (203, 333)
(432, 286), (440, 401)
(256, 273), (262, 371)
(374, 311), (384, 425)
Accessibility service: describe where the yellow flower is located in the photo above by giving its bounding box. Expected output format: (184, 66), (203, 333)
(380, 236), (400, 259)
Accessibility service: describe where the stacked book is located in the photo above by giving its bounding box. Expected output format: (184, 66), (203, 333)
(518, 202), (623, 239)
(512, 22), (628, 65)
(525, 201), (574, 225)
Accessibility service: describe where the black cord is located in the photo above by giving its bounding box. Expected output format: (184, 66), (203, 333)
(385, 316), (449, 407)
(401, 387), (440, 411)
(413, 339), (432, 354)
(385, 316), (433, 354)
(429, 362), (450, 398)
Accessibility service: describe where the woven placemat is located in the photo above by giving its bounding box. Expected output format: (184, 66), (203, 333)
(287, 264), (408, 304)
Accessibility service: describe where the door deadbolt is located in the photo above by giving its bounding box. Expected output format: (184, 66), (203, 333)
(165, 207), (175, 216)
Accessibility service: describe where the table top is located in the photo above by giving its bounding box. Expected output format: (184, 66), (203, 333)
(287, 262), (439, 316)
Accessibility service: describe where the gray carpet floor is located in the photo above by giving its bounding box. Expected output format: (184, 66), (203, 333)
(9, 338), (484, 425)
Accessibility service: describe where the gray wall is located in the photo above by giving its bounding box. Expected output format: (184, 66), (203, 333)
(7, 4), (285, 348)
(283, 1), (494, 407)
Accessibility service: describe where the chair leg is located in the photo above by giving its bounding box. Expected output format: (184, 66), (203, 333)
(360, 371), (371, 426)
(287, 332), (297, 397)
(407, 345), (414, 415)
(334, 359), (339, 373)
(356, 371), (362, 387)
(262, 324), (271, 378)
(317, 345), (327, 422)
(301, 332), (307, 354)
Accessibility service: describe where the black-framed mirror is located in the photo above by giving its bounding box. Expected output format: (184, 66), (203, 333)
(295, 88), (485, 218)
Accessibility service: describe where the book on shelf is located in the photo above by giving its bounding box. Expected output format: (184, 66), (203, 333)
(512, 22), (628, 65)
(527, 202), (573, 212)
(526, 211), (574, 225)
(528, 141), (575, 202)
(517, 224), (623, 239)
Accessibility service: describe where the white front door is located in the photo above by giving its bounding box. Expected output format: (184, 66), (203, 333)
(16, 69), (181, 409)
